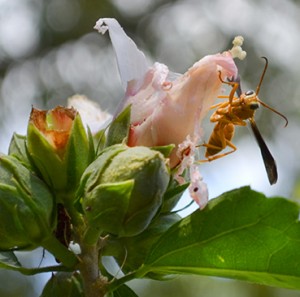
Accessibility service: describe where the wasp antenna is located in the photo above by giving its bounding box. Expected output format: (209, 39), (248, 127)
(258, 100), (288, 127)
(256, 57), (268, 96)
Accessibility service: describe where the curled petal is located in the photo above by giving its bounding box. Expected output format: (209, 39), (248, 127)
(125, 62), (169, 126)
(174, 135), (208, 209)
(29, 107), (75, 152)
(175, 135), (197, 178)
(94, 18), (149, 89)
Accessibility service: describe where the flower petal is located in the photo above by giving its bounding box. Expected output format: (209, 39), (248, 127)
(94, 18), (149, 89)
(68, 95), (112, 134)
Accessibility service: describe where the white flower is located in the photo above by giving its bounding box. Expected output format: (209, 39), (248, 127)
(95, 18), (241, 208)
(68, 95), (112, 134)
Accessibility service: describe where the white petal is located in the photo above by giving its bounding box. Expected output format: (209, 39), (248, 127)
(94, 18), (149, 89)
(68, 95), (112, 134)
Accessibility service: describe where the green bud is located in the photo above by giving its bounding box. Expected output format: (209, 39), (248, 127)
(0, 155), (55, 250)
(26, 107), (92, 201)
(80, 145), (170, 240)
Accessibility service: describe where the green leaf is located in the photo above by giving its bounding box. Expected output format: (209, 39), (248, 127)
(105, 105), (131, 147)
(103, 213), (181, 275)
(140, 186), (300, 290)
(0, 251), (73, 275)
(40, 272), (83, 297)
(110, 284), (138, 297)
(0, 251), (22, 270)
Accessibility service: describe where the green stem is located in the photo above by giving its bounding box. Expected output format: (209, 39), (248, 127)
(107, 271), (139, 292)
(17, 264), (74, 276)
(79, 243), (107, 297)
(65, 202), (84, 228)
(41, 235), (78, 268)
(108, 265), (149, 293)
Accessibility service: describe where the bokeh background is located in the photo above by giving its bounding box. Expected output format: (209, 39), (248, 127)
(1, 0), (300, 296)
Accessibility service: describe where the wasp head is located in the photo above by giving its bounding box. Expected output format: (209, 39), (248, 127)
(242, 90), (260, 110)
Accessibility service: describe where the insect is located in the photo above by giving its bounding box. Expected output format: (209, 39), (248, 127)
(202, 57), (288, 185)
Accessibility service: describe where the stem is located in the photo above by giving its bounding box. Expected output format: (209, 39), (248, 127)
(79, 243), (108, 297)
(41, 235), (78, 268)
(107, 265), (149, 292)
(56, 193), (108, 296)
(18, 264), (74, 275)
(66, 202), (84, 227)
(107, 271), (138, 292)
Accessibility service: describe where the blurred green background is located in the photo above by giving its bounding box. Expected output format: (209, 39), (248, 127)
(1, 0), (300, 296)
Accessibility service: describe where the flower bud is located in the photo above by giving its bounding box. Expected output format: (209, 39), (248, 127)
(26, 107), (92, 201)
(80, 145), (170, 240)
(0, 154), (55, 250)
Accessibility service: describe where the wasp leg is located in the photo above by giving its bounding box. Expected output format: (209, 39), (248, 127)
(210, 101), (230, 110)
(199, 141), (237, 162)
(218, 71), (240, 106)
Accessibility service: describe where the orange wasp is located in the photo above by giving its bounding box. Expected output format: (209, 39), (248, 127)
(202, 57), (288, 185)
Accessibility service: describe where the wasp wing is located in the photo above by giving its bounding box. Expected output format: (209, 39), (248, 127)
(249, 118), (278, 185)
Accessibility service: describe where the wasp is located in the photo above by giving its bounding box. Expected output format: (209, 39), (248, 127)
(202, 57), (288, 185)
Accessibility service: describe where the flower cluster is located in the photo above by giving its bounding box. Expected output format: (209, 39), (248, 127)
(0, 17), (244, 273)
(0, 17), (252, 297)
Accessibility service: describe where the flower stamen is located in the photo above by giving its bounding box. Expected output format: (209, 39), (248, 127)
(229, 36), (247, 60)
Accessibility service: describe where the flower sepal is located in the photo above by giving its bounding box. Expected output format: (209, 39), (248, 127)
(150, 144), (175, 159)
(104, 104), (131, 148)
(8, 133), (31, 169)
(82, 180), (134, 244)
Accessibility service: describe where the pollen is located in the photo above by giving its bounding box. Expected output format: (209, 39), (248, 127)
(232, 36), (244, 47)
(229, 36), (247, 60)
